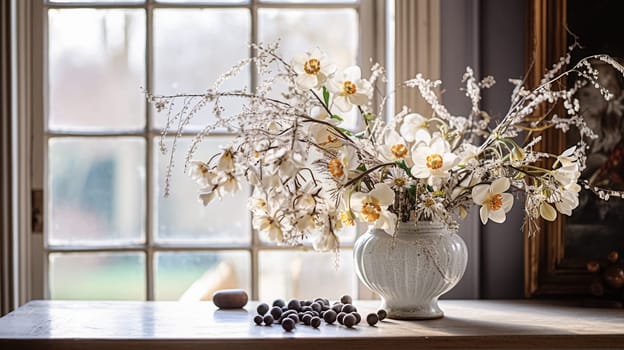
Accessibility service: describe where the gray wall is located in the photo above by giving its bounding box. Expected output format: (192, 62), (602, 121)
(440, 0), (526, 299)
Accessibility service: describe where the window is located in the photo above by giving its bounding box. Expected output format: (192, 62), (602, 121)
(37, 0), (385, 301)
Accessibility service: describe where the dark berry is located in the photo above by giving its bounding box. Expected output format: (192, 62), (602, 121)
(282, 318), (295, 332)
(302, 314), (312, 325)
(287, 299), (301, 311)
(340, 295), (353, 305)
(352, 312), (361, 324)
(332, 303), (343, 313)
(341, 304), (355, 313)
(288, 314), (299, 323)
(301, 306), (313, 312)
(270, 306), (282, 320)
(377, 309), (387, 321)
(303, 300), (312, 306)
(263, 314), (274, 326)
(323, 309), (337, 324)
(273, 299), (286, 308)
(253, 315), (263, 325)
(343, 314), (356, 328)
(310, 302), (322, 313)
(367, 313), (379, 326)
(256, 303), (269, 316)
(310, 316), (321, 328)
(337, 312), (346, 325)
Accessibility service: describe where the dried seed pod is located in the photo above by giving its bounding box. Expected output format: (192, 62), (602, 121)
(341, 304), (355, 314)
(377, 309), (387, 321)
(352, 312), (361, 324)
(282, 317), (295, 332)
(310, 316), (321, 328)
(337, 312), (346, 325)
(340, 295), (353, 305)
(256, 303), (269, 316)
(263, 314), (274, 326)
(366, 313), (379, 326)
(302, 314), (312, 326)
(343, 314), (356, 328)
(270, 306), (283, 320)
(273, 299), (286, 308)
(253, 315), (263, 325)
(323, 309), (337, 324)
(287, 299), (301, 311)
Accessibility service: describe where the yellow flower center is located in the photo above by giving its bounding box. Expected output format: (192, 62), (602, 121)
(426, 153), (444, 170)
(319, 134), (340, 147)
(485, 194), (503, 211)
(199, 164), (209, 175)
(342, 81), (357, 95)
(328, 158), (344, 178)
(391, 144), (408, 159)
(361, 198), (381, 222)
(393, 177), (406, 188)
(424, 198), (435, 207)
(339, 211), (355, 226)
(304, 58), (321, 75)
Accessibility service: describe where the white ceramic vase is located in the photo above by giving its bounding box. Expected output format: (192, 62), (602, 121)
(353, 221), (467, 320)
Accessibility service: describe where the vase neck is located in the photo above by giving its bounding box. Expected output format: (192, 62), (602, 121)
(394, 221), (451, 236)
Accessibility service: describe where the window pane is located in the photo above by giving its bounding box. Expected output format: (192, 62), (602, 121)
(49, 1), (144, 3)
(153, 9), (251, 131)
(258, 249), (356, 301)
(154, 137), (251, 244)
(258, 8), (360, 129)
(48, 138), (146, 246)
(48, 9), (145, 131)
(156, 0), (247, 3)
(49, 252), (145, 300)
(155, 251), (251, 301)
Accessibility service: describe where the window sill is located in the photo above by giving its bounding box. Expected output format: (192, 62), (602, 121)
(0, 300), (622, 349)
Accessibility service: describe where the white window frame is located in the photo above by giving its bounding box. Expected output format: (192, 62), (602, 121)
(15, 0), (388, 302)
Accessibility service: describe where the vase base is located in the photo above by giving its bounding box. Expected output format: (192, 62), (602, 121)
(383, 302), (444, 320)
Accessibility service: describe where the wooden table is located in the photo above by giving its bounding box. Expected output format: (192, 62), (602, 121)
(0, 300), (622, 349)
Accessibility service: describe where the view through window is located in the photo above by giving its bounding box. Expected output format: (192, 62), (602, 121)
(44, 0), (370, 301)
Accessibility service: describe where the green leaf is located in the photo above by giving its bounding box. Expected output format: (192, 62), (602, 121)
(426, 185), (434, 192)
(338, 127), (353, 136)
(331, 114), (344, 121)
(363, 113), (376, 121)
(356, 164), (367, 172)
(322, 86), (330, 106)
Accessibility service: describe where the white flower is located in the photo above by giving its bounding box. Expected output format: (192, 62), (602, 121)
(216, 173), (241, 195)
(472, 177), (514, 224)
(291, 48), (336, 90)
(377, 129), (410, 163)
(307, 106), (342, 151)
(399, 113), (431, 144)
(328, 146), (358, 182)
(552, 163), (580, 187)
(248, 189), (269, 214)
(351, 183), (397, 234)
(198, 187), (219, 206)
(556, 146), (577, 166)
(253, 211), (284, 242)
(327, 66), (373, 112)
(189, 160), (217, 187)
(554, 187), (579, 216)
(294, 182), (320, 213)
(313, 232), (338, 252)
(411, 136), (459, 182)
(458, 144), (480, 166)
(217, 149), (235, 172)
(295, 213), (318, 235)
(384, 167), (411, 190)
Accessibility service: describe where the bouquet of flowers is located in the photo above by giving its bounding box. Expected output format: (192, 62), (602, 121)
(148, 42), (624, 252)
